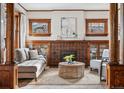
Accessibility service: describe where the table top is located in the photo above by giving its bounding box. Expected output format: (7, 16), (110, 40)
(59, 62), (85, 66)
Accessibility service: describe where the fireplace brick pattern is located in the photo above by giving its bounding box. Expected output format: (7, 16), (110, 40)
(50, 41), (89, 66)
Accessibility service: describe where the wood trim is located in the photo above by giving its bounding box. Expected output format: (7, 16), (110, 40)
(6, 4), (15, 64)
(87, 40), (109, 61)
(86, 40), (109, 43)
(86, 19), (108, 36)
(27, 9), (109, 12)
(26, 40), (109, 43)
(18, 3), (27, 12)
(107, 64), (124, 88)
(0, 64), (18, 89)
(0, 4), (18, 89)
(106, 3), (120, 89)
(18, 4), (110, 12)
(18, 3), (110, 12)
(29, 19), (51, 36)
(84, 10), (109, 12)
(109, 3), (119, 64)
(14, 12), (21, 48)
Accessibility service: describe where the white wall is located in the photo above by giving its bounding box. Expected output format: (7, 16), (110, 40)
(27, 11), (110, 41)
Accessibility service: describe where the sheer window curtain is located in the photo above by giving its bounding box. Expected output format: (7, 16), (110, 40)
(20, 13), (27, 48)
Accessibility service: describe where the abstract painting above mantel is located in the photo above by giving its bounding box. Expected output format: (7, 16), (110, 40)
(29, 19), (51, 36)
(86, 19), (108, 36)
(61, 17), (77, 38)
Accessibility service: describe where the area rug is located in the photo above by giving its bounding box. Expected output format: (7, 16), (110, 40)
(19, 68), (102, 87)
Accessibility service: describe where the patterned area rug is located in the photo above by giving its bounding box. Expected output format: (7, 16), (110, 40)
(19, 68), (104, 88)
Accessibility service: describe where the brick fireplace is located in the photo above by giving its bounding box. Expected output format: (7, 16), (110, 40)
(49, 40), (88, 66)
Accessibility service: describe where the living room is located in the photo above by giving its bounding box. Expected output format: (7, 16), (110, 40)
(0, 3), (124, 89)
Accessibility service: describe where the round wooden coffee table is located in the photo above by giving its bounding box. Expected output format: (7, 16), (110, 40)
(58, 62), (85, 79)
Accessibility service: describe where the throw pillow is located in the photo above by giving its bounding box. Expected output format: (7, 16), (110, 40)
(24, 48), (30, 60)
(15, 49), (27, 63)
(37, 48), (46, 56)
(29, 50), (39, 60)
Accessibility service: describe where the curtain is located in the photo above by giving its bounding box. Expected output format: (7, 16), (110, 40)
(20, 13), (27, 48)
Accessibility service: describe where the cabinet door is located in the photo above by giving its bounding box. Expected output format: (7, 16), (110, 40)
(99, 44), (109, 59)
(90, 44), (98, 59)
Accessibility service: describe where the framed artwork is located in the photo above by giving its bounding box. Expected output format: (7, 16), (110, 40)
(86, 19), (108, 36)
(61, 17), (77, 38)
(29, 19), (51, 36)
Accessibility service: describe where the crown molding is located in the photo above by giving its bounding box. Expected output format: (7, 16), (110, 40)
(27, 9), (109, 12)
(18, 3), (109, 12)
(18, 3), (28, 12)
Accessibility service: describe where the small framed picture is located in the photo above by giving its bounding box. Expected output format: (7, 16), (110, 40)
(29, 19), (51, 36)
(86, 19), (108, 36)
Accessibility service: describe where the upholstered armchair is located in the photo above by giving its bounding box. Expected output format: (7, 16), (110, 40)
(90, 49), (109, 76)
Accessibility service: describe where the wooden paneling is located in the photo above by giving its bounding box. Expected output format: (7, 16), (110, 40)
(0, 64), (18, 89)
(107, 64), (124, 88)
(26, 40), (89, 66)
(6, 3), (15, 64)
(106, 3), (121, 89)
(25, 40), (110, 67)
(0, 4), (18, 89)
(109, 3), (119, 64)
(87, 40), (109, 60)
(14, 12), (21, 48)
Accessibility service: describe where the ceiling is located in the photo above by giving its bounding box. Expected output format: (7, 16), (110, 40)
(20, 3), (109, 11)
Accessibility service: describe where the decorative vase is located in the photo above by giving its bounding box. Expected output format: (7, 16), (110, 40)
(67, 61), (73, 64)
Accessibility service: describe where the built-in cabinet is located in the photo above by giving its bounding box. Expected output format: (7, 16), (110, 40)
(89, 41), (109, 60)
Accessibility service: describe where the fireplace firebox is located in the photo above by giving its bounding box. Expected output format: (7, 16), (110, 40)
(60, 51), (77, 62)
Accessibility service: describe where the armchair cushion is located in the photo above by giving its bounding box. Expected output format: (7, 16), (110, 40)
(90, 59), (102, 69)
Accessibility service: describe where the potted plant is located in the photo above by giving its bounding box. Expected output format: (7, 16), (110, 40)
(63, 54), (75, 64)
